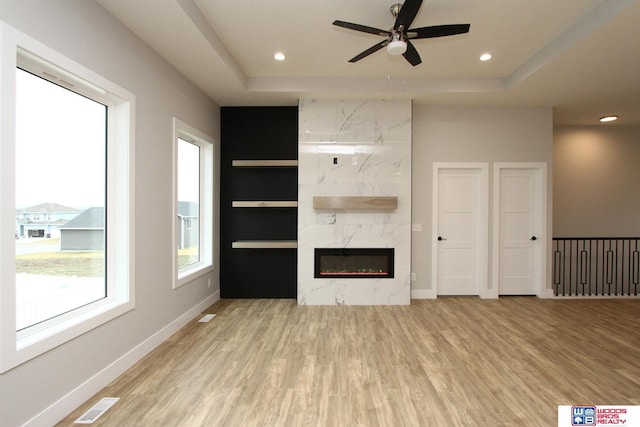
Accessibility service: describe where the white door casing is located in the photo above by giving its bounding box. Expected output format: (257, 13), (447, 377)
(432, 163), (488, 296)
(492, 163), (547, 297)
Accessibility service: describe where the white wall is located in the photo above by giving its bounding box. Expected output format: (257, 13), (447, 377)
(0, 1), (220, 426)
(554, 125), (640, 237)
(411, 106), (553, 296)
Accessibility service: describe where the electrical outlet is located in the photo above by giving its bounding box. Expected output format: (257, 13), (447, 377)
(412, 223), (422, 232)
(411, 272), (416, 281)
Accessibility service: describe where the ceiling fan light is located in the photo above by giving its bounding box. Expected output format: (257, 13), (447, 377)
(387, 40), (407, 56)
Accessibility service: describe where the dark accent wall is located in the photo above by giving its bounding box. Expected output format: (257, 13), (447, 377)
(220, 107), (298, 298)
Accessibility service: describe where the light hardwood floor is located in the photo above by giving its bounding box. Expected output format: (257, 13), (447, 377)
(58, 297), (640, 426)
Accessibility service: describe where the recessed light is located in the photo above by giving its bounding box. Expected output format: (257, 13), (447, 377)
(599, 115), (618, 122)
(480, 53), (492, 61)
(274, 52), (285, 61)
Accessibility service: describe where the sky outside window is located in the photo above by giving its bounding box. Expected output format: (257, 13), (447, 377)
(15, 68), (107, 209)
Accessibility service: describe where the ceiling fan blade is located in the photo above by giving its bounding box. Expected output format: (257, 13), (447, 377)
(349, 40), (389, 63)
(394, 0), (423, 30)
(408, 24), (470, 39)
(333, 20), (390, 36)
(403, 41), (422, 66)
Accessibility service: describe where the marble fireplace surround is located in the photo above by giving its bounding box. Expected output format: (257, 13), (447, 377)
(297, 100), (412, 305)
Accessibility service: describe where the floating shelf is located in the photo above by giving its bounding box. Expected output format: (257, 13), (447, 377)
(232, 201), (298, 208)
(313, 196), (398, 210)
(232, 240), (297, 249)
(232, 160), (298, 167)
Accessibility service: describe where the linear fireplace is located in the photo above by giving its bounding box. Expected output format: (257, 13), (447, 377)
(314, 248), (394, 278)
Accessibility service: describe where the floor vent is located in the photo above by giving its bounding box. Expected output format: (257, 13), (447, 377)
(74, 397), (119, 424)
(199, 313), (216, 323)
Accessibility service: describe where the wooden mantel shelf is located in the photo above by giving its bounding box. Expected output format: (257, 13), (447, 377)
(313, 196), (398, 210)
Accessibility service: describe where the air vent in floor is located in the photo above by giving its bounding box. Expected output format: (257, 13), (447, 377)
(198, 313), (216, 322)
(74, 397), (119, 424)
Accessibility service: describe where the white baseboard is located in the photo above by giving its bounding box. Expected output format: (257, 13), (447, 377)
(25, 290), (220, 427)
(540, 288), (555, 298)
(480, 291), (499, 299)
(411, 289), (437, 299)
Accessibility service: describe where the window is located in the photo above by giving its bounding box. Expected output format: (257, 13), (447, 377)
(15, 68), (107, 331)
(0, 23), (135, 372)
(177, 138), (201, 269)
(173, 118), (214, 288)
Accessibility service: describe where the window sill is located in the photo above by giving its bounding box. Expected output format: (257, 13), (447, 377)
(175, 264), (214, 289)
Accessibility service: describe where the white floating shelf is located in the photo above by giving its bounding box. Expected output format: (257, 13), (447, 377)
(313, 196), (398, 210)
(232, 160), (298, 167)
(232, 240), (297, 249)
(232, 201), (298, 208)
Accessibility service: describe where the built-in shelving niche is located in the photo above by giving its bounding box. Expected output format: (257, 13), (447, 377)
(220, 106), (298, 299)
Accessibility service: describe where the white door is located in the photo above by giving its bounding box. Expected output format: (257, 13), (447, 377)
(433, 165), (488, 296)
(495, 165), (546, 295)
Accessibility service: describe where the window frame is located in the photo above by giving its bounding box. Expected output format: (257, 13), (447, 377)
(173, 118), (214, 289)
(0, 22), (135, 372)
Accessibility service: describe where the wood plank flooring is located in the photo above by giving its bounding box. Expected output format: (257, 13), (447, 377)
(58, 298), (640, 426)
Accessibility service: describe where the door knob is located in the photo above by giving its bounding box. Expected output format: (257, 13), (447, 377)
(437, 236), (446, 241)
(530, 236), (537, 241)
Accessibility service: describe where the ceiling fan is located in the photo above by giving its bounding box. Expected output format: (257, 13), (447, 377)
(332, 0), (470, 66)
